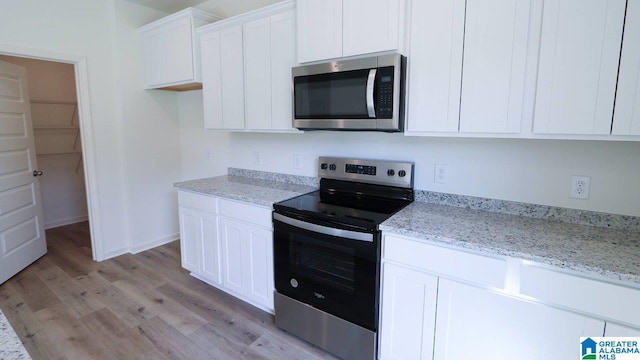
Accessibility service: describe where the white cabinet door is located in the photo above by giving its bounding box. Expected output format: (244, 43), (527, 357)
(220, 217), (245, 295)
(220, 26), (245, 130)
(613, 0), (640, 135)
(199, 212), (221, 285)
(405, 0), (465, 133)
(533, 0), (626, 135)
(270, 10), (297, 131)
(245, 226), (274, 310)
(605, 323), (640, 336)
(178, 206), (200, 273)
(379, 263), (438, 360)
(219, 216), (274, 311)
(297, 0), (342, 63)
(200, 31), (224, 129)
(244, 17), (272, 131)
(459, 0), (530, 133)
(165, 16), (194, 84)
(433, 279), (605, 360)
(201, 26), (245, 130)
(142, 29), (167, 87)
(342, 0), (401, 57)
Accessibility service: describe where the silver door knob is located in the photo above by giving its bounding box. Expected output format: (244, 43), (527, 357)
(33, 170), (43, 177)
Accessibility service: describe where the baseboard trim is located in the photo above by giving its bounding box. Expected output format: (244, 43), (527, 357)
(129, 233), (179, 255)
(44, 215), (89, 230)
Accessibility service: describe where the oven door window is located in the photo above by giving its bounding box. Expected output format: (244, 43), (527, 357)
(274, 218), (379, 331)
(291, 234), (356, 294)
(294, 69), (371, 119)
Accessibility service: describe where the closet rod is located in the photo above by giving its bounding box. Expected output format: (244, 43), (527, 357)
(30, 100), (77, 105)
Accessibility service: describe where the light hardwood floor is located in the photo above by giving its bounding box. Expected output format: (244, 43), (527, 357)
(0, 222), (338, 360)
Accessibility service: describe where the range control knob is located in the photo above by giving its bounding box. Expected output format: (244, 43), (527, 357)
(387, 169), (395, 176)
(329, 164), (337, 171)
(398, 170), (407, 178)
(320, 163), (328, 170)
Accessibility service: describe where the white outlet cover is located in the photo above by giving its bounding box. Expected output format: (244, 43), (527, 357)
(570, 175), (591, 200)
(434, 164), (449, 184)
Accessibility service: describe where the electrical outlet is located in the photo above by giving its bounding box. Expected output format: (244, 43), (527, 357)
(293, 154), (303, 170)
(570, 175), (591, 200)
(254, 151), (263, 166)
(434, 164), (448, 184)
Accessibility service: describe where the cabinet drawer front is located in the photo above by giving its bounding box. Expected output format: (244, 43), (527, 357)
(383, 234), (507, 289)
(178, 191), (218, 213)
(520, 265), (640, 326)
(219, 198), (272, 228)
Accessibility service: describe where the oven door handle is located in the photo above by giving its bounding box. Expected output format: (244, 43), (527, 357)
(274, 213), (374, 242)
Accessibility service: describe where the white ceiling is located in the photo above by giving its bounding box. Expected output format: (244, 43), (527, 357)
(124, 0), (283, 17)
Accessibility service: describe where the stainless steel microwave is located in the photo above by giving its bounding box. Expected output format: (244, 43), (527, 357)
(292, 54), (406, 132)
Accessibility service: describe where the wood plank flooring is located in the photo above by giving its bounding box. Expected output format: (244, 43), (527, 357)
(0, 222), (338, 360)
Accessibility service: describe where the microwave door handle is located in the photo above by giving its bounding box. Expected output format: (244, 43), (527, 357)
(366, 69), (377, 118)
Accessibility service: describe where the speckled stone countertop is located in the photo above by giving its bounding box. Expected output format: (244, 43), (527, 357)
(174, 175), (317, 207)
(381, 202), (640, 286)
(0, 309), (31, 360)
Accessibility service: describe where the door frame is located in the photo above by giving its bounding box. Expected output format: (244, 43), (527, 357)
(0, 43), (103, 261)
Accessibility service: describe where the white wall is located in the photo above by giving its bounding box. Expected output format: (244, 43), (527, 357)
(113, 0), (183, 253)
(0, 56), (88, 229)
(178, 90), (640, 217)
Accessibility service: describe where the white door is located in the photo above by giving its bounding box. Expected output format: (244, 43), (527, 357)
(342, 0), (401, 57)
(220, 217), (245, 295)
(244, 17), (272, 131)
(296, 0), (343, 63)
(0, 60), (47, 285)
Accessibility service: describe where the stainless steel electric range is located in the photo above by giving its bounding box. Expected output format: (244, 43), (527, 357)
(272, 157), (414, 360)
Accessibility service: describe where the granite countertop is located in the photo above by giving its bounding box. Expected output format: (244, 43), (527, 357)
(174, 175), (317, 207)
(0, 309), (31, 360)
(381, 202), (640, 286)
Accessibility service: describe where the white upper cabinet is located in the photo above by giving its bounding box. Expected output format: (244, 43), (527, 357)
(459, 0), (531, 133)
(244, 10), (298, 131)
(200, 25), (245, 130)
(297, 0), (403, 63)
(533, 0), (626, 135)
(269, 11), (298, 131)
(199, 2), (298, 132)
(297, 0), (342, 63)
(406, 0), (531, 134)
(244, 17), (272, 130)
(405, 0), (464, 133)
(342, 0), (401, 57)
(613, 0), (640, 135)
(138, 8), (220, 91)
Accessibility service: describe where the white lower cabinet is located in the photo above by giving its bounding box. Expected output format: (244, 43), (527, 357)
(379, 233), (640, 360)
(433, 279), (603, 360)
(177, 206), (203, 273)
(177, 190), (274, 313)
(220, 217), (274, 311)
(379, 263), (437, 360)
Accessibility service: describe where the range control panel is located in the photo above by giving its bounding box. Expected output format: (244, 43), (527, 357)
(318, 157), (414, 188)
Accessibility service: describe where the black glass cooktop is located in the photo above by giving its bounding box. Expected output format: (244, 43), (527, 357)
(274, 179), (413, 232)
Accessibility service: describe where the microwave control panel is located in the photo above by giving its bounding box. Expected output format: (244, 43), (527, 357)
(376, 66), (394, 119)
